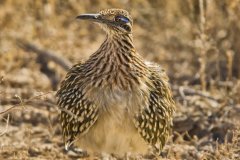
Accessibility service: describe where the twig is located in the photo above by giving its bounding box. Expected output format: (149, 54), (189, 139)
(0, 98), (55, 109)
(1, 95), (84, 123)
(173, 85), (219, 102)
(0, 114), (10, 137)
(0, 76), (3, 84)
(226, 50), (234, 81)
(199, 0), (207, 90)
(0, 91), (55, 115)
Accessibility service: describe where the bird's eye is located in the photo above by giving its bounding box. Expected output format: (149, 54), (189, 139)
(115, 15), (130, 23)
(123, 25), (131, 32)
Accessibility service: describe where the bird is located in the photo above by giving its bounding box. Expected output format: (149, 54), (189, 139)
(56, 8), (175, 157)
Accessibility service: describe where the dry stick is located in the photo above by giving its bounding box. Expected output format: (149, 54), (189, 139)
(172, 85), (219, 102)
(199, 0), (207, 91)
(17, 39), (72, 71)
(1, 92), (87, 123)
(0, 105), (20, 115)
(0, 114), (10, 137)
(0, 91), (77, 122)
(226, 50), (234, 81)
(0, 98), (55, 109)
(0, 91), (55, 115)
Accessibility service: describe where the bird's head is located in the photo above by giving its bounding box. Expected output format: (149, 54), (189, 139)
(76, 9), (133, 35)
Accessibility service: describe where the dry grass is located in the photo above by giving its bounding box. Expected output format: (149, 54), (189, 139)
(0, 0), (240, 159)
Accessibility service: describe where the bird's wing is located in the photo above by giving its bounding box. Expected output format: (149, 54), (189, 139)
(56, 64), (99, 150)
(134, 62), (175, 154)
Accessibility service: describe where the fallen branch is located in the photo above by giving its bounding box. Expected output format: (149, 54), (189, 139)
(172, 85), (219, 102)
(17, 39), (72, 71)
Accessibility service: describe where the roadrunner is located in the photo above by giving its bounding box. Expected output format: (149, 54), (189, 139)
(56, 9), (175, 156)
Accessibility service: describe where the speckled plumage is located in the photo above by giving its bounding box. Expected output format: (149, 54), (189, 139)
(56, 9), (175, 156)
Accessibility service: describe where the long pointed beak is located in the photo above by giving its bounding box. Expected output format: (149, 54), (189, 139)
(76, 13), (102, 22)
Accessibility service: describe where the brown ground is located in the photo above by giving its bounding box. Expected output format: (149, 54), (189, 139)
(0, 0), (240, 159)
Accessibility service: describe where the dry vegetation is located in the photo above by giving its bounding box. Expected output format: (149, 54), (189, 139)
(0, 0), (240, 159)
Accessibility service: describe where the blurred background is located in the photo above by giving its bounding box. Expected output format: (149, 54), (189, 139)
(0, 0), (240, 159)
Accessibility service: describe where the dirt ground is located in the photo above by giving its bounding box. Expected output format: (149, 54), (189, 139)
(0, 0), (240, 159)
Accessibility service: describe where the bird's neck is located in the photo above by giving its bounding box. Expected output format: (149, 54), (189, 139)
(88, 33), (138, 66)
(104, 33), (135, 52)
(98, 33), (144, 67)
(84, 33), (148, 89)
(91, 33), (147, 69)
